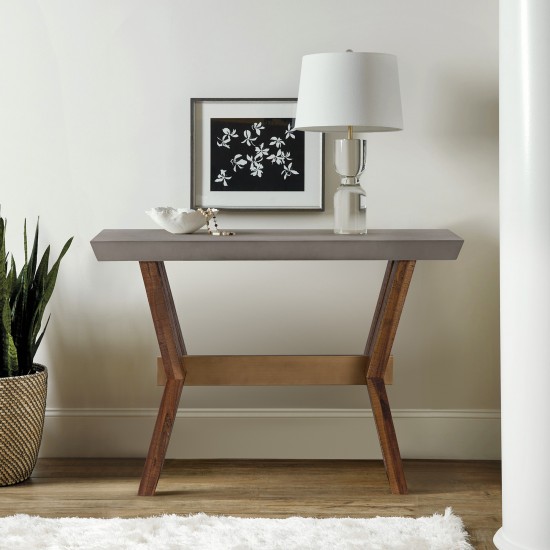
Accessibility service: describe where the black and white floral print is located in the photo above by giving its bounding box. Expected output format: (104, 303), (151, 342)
(210, 117), (305, 192)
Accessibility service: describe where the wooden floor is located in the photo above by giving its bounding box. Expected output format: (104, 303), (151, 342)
(0, 459), (500, 549)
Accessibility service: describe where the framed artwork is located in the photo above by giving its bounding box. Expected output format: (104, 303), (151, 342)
(191, 98), (324, 210)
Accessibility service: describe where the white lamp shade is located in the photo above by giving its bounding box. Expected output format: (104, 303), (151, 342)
(294, 52), (403, 132)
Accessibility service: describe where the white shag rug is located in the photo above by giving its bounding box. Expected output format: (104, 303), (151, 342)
(0, 509), (473, 550)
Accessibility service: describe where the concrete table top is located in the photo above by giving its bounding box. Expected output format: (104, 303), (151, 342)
(91, 229), (463, 262)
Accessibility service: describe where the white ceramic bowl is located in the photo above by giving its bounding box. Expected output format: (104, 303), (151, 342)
(146, 207), (214, 234)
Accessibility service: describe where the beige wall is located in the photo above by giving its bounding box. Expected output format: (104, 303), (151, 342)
(0, 0), (499, 458)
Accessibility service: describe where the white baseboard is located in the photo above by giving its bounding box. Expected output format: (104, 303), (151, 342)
(40, 408), (501, 460)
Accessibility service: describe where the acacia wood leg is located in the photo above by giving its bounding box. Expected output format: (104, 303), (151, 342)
(138, 261), (187, 496)
(138, 379), (184, 496)
(365, 260), (415, 494)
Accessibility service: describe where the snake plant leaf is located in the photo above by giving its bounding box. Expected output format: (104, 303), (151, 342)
(1, 309), (17, 376)
(32, 314), (50, 359)
(28, 218), (39, 279)
(30, 245), (50, 339)
(1, 276), (18, 377)
(0, 217), (16, 376)
(7, 257), (16, 304)
(8, 257), (21, 342)
(0, 217), (6, 291)
(34, 245), (50, 298)
(23, 219), (27, 266)
(42, 237), (72, 308)
(0, 217), (7, 274)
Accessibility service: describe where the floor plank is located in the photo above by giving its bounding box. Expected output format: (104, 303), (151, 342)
(0, 459), (501, 549)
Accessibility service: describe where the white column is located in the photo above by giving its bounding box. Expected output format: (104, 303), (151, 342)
(496, 1), (550, 548)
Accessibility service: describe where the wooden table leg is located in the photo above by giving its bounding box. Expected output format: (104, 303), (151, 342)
(138, 261), (187, 496)
(364, 260), (416, 494)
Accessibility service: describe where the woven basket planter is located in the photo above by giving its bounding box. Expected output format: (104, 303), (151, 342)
(0, 365), (47, 486)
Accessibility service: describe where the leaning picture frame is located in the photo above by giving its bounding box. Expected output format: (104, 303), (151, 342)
(191, 98), (325, 211)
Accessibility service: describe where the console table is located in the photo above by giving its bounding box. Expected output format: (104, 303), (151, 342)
(91, 229), (463, 496)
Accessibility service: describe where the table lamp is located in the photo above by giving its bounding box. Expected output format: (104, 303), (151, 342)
(294, 51), (403, 234)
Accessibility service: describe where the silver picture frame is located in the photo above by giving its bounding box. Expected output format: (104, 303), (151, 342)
(191, 98), (325, 211)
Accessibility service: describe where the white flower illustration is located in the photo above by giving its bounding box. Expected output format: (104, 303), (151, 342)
(216, 128), (238, 148)
(217, 136), (230, 148)
(254, 143), (269, 161)
(267, 149), (287, 165)
(241, 130), (257, 146)
(230, 154), (247, 172)
(250, 161), (263, 177)
(285, 123), (296, 140)
(215, 169), (232, 186)
(282, 162), (299, 180)
(270, 136), (285, 149)
(252, 122), (265, 135)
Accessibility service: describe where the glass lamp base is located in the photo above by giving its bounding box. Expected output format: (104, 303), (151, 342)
(334, 182), (367, 234)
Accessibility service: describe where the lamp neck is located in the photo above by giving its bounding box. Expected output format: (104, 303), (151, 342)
(347, 126), (353, 140)
(340, 176), (360, 186)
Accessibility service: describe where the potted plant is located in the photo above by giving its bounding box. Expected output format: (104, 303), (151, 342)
(0, 214), (72, 486)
